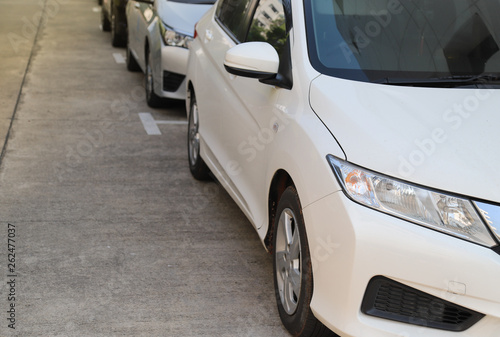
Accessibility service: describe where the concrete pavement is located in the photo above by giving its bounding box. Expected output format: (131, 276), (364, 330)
(0, 0), (289, 336)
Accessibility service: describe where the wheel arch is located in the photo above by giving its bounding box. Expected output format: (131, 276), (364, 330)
(186, 81), (195, 114)
(144, 38), (150, 63)
(264, 169), (295, 253)
(187, 80), (194, 100)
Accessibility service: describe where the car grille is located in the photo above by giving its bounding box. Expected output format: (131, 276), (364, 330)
(361, 276), (484, 331)
(163, 71), (185, 92)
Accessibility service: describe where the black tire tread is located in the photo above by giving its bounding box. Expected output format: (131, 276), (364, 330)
(101, 8), (111, 32)
(274, 186), (339, 337)
(188, 92), (211, 181)
(126, 45), (141, 72)
(111, 13), (126, 47)
(145, 51), (164, 108)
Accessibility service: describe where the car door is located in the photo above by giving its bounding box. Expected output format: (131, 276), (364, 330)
(127, 0), (156, 71)
(197, 0), (291, 229)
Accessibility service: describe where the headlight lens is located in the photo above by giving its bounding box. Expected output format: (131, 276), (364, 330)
(474, 201), (500, 242)
(161, 23), (192, 49)
(327, 155), (498, 247)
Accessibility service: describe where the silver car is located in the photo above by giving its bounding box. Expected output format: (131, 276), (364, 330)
(126, 0), (215, 107)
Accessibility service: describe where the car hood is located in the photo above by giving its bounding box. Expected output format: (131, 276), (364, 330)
(310, 75), (500, 203)
(158, 1), (213, 36)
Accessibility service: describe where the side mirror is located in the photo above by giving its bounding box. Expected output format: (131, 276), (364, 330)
(224, 42), (279, 79)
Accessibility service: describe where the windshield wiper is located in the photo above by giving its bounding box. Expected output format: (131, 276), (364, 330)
(436, 74), (500, 84)
(373, 74), (500, 87)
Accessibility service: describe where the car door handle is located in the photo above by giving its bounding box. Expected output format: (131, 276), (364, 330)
(205, 30), (213, 42)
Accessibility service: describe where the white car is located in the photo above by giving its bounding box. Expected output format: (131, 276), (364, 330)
(125, 0), (215, 107)
(186, 0), (500, 336)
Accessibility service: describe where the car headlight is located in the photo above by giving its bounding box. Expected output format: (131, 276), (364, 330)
(160, 22), (192, 49)
(327, 155), (498, 247)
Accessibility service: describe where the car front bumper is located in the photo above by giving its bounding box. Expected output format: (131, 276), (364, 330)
(304, 191), (500, 337)
(158, 45), (188, 100)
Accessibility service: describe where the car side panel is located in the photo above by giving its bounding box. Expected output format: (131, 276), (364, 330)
(126, 0), (153, 72)
(195, 10), (294, 230)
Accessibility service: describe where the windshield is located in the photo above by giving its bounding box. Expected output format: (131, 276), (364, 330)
(305, 0), (500, 84)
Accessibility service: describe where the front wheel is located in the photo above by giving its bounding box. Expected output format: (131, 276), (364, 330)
(111, 10), (125, 47)
(273, 186), (337, 337)
(126, 35), (141, 72)
(187, 91), (210, 180)
(145, 51), (163, 108)
(101, 7), (111, 31)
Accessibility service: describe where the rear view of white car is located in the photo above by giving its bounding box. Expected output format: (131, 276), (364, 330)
(186, 0), (500, 336)
(126, 0), (215, 107)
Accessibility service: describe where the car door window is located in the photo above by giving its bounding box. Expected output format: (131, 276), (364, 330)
(216, 0), (255, 41)
(246, 0), (292, 89)
(246, 0), (287, 59)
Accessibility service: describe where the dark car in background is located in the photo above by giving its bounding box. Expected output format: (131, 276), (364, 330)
(101, 0), (128, 47)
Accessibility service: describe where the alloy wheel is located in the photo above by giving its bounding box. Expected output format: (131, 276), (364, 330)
(275, 207), (302, 315)
(188, 100), (200, 166)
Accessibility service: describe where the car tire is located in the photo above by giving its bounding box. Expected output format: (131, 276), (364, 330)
(101, 6), (111, 31)
(187, 91), (211, 181)
(273, 186), (338, 337)
(145, 50), (163, 108)
(126, 37), (141, 72)
(111, 8), (126, 47)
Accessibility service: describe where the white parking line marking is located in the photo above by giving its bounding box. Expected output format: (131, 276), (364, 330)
(139, 113), (187, 135)
(156, 120), (188, 125)
(139, 113), (162, 135)
(113, 53), (126, 64)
